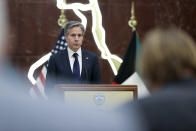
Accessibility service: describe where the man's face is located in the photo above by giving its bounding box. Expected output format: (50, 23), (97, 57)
(65, 26), (84, 52)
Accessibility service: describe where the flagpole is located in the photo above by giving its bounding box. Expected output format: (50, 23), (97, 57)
(128, 1), (137, 31)
(58, 0), (67, 28)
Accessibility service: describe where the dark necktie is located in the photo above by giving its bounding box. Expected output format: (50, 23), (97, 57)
(73, 53), (80, 83)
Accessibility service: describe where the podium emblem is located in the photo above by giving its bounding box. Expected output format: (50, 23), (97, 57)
(94, 94), (105, 105)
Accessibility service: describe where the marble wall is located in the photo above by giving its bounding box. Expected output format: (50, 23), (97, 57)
(7, 0), (196, 85)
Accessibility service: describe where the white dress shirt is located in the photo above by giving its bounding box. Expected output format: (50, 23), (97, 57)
(67, 47), (82, 76)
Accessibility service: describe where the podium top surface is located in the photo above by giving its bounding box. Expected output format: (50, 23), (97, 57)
(55, 84), (138, 98)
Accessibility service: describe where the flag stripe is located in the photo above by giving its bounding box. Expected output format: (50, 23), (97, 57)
(33, 84), (44, 99)
(39, 69), (45, 86)
(36, 77), (45, 92)
(113, 31), (138, 84)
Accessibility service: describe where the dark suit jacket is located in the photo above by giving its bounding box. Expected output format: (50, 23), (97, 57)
(130, 78), (196, 131)
(45, 48), (101, 93)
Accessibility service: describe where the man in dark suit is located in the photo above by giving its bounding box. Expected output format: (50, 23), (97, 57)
(45, 21), (101, 93)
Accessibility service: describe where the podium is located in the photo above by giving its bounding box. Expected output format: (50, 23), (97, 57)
(54, 84), (137, 110)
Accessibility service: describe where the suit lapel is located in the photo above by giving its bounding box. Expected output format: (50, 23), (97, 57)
(62, 48), (72, 76)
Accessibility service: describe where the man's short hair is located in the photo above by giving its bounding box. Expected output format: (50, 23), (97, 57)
(64, 21), (85, 35)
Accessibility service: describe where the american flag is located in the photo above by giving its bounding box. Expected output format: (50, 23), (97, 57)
(29, 28), (67, 99)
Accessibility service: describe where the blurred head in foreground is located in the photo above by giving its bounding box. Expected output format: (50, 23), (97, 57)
(139, 27), (196, 89)
(131, 27), (196, 131)
(0, 0), (8, 63)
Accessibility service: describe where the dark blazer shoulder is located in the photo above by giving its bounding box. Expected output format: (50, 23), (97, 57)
(55, 49), (67, 57)
(82, 48), (98, 58)
(49, 49), (68, 60)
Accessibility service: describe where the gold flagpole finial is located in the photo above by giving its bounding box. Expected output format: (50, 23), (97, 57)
(57, 0), (67, 28)
(128, 1), (137, 31)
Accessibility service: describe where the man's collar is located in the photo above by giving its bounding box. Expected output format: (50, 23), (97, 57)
(67, 47), (82, 57)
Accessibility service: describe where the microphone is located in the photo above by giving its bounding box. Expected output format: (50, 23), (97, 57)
(83, 56), (89, 83)
(84, 66), (88, 82)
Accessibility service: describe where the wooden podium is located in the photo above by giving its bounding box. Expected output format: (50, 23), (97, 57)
(54, 84), (137, 110)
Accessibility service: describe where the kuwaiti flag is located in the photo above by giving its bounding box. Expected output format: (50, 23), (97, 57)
(113, 31), (149, 98)
(29, 28), (67, 99)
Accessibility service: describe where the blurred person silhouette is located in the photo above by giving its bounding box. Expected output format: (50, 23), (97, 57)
(0, 0), (29, 95)
(0, 1), (136, 131)
(0, 0), (9, 68)
(129, 26), (196, 131)
(0, 0), (23, 90)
